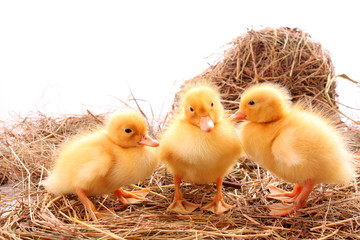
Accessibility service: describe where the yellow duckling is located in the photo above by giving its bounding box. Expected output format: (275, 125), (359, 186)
(230, 83), (355, 216)
(159, 82), (242, 214)
(43, 109), (159, 220)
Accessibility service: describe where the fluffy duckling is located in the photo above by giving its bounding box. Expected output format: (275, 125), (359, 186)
(43, 109), (159, 220)
(230, 83), (355, 216)
(159, 82), (242, 214)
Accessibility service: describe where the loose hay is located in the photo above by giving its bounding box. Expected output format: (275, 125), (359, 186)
(0, 110), (359, 239)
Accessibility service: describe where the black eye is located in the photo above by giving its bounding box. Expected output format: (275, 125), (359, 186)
(211, 102), (214, 107)
(248, 100), (255, 106)
(189, 106), (194, 112)
(124, 128), (132, 134)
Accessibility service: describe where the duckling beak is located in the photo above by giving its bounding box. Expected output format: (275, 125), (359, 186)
(200, 116), (214, 132)
(138, 135), (159, 147)
(229, 109), (247, 121)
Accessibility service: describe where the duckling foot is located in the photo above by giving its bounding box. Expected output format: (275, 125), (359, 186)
(97, 208), (116, 216)
(83, 210), (104, 221)
(114, 188), (150, 205)
(86, 208), (117, 220)
(76, 187), (105, 221)
(167, 200), (199, 214)
(202, 198), (234, 214)
(267, 185), (303, 203)
(202, 177), (234, 214)
(268, 203), (296, 216)
(267, 179), (315, 217)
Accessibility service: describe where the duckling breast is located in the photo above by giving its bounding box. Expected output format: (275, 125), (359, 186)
(163, 120), (242, 184)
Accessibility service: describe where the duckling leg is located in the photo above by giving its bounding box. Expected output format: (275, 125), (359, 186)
(269, 179), (315, 216)
(114, 188), (149, 204)
(76, 187), (103, 221)
(202, 177), (235, 214)
(167, 175), (199, 214)
(267, 184), (304, 203)
(293, 179), (314, 210)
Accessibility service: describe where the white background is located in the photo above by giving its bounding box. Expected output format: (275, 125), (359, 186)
(1, 0), (359, 122)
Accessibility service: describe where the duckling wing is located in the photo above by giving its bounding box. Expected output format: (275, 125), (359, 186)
(269, 126), (311, 184)
(272, 128), (304, 168)
(76, 149), (113, 187)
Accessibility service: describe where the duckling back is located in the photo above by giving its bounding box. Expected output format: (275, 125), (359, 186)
(43, 131), (111, 195)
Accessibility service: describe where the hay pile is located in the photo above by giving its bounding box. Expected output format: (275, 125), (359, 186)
(188, 27), (336, 113)
(0, 111), (359, 239)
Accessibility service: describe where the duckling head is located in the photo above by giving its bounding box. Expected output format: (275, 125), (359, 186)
(180, 83), (223, 132)
(105, 110), (159, 148)
(230, 83), (291, 123)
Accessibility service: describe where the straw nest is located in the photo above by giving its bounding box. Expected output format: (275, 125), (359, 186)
(183, 27), (337, 115)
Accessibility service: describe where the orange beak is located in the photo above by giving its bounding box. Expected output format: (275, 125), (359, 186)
(229, 109), (247, 121)
(200, 116), (214, 132)
(138, 134), (159, 147)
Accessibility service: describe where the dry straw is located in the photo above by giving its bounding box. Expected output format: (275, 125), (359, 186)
(1, 27), (360, 239)
(186, 27), (337, 114)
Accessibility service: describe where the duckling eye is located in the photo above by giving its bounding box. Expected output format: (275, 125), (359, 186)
(189, 106), (194, 112)
(211, 102), (214, 107)
(124, 128), (132, 134)
(248, 100), (255, 106)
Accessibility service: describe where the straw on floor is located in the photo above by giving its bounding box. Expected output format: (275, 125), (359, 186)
(0, 110), (359, 239)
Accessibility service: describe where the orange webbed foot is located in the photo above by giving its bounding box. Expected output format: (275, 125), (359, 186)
(88, 209), (116, 220)
(202, 178), (234, 214)
(167, 199), (199, 214)
(202, 198), (234, 214)
(83, 210), (104, 221)
(266, 185), (303, 203)
(114, 188), (150, 204)
(268, 202), (296, 216)
(76, 187), (105, 221)
(267, 179), (315, 216)
(167, 175), (199, 214)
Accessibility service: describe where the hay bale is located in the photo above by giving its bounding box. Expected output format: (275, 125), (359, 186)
(188, 27), (336, 112)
